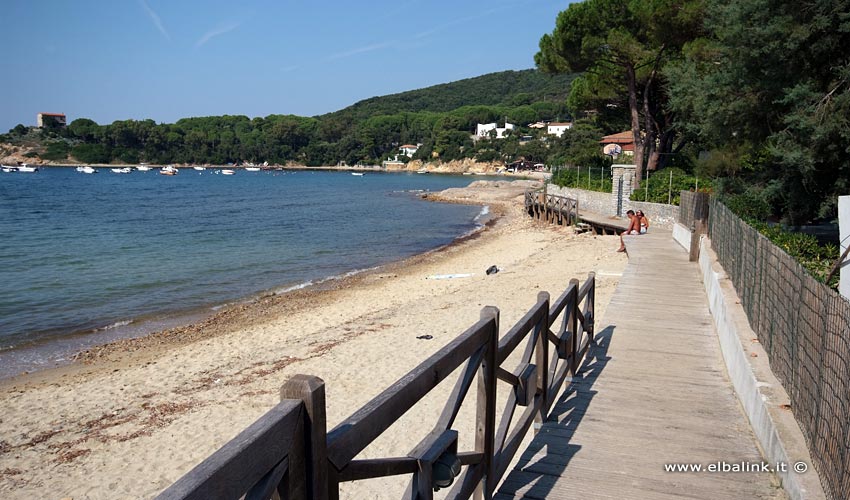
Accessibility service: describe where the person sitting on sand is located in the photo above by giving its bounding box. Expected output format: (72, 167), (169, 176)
(636, 210), (649, 234)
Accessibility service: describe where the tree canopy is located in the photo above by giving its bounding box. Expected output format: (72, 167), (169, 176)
(536, 0), (705, 186)
(666, 0), (850, 224)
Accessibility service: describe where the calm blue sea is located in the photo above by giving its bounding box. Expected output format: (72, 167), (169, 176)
(0, 168), (490, 377)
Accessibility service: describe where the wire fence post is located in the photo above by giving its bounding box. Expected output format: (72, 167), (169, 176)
(668, 170), (673, 205)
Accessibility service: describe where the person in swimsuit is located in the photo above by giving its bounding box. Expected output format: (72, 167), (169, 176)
(617, 210), (640, 252)
(636, 210), (649, 234)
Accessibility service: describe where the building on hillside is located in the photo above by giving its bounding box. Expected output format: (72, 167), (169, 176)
(528, 121), (547, 129)
(476, 122), (515, 139)
(37, 112), (66, 128)
(599, 131), (635, 159)
(547, 122), (573, 138)
(399, 144), (420, 157)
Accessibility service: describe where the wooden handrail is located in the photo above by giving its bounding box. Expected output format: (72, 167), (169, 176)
(158, 274), (596, 500)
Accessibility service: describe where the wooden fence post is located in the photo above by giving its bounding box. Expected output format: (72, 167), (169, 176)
(476, 306), (499, 500)
(569, 278), (580, 375)
(535, 291), (550, 426)
(280, 375), (328, 500)
(689, 219), (706, 262)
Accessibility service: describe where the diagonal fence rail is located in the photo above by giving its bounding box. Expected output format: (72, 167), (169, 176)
(157, 273), (596, 500)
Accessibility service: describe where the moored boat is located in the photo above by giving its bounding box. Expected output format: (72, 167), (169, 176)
(244, 167), (261, 172)
(15, 164), (38, 173)
(221, 169), (235, 175)
(111, 167), (132, 174)
(136, 164), (152, 171)
(160, 165), (179, 176)
(76, 165), (98, 174)
(193, 166), (207, 171)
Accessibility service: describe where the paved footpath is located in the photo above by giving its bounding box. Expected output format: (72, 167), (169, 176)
(496, 230), (786, 499)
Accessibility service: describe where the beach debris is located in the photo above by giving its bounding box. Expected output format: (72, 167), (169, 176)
(416, 335), (434, 340)
(485, 265), (500, 275)
(426, 273), (473, 280)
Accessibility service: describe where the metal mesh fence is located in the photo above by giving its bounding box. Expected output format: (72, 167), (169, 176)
(679, 191), (710, 229)
(708, 198), (850, 499)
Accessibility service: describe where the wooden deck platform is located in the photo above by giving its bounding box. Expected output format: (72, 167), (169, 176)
(576, 210), (630, 235)
(495, 230), (785, 499)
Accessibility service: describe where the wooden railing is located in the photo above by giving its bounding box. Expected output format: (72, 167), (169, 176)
(524, 188), (578, 226)
(157, 273), (596, 500)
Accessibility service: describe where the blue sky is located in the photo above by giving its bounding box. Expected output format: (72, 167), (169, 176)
(1, 0), (574, 132)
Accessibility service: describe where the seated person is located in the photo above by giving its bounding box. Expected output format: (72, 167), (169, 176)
(617, 210), (640, 252)
(636, 210), (649, 234)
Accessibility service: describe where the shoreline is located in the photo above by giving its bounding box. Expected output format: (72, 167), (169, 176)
(15, 163), (551, 180)
(0, 200), (496, 383)
(0, 181), (626, 499)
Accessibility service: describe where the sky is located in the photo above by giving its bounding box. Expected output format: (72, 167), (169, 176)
(1, 0), (575, 133)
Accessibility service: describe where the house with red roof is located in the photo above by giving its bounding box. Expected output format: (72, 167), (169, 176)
(599, 131), (635, 158)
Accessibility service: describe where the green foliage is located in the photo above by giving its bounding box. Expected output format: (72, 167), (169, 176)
(667, 0), (850, 224)
(71, 143), (110, 164)
(629, 168), (710, 205)
(723, 190), (771, 221)
(10, 124), (28, 136)
(9, 70), (578, 167)
(551, 165), (613, 193)
(747, 221), (839, 289)
(41, 141), (71, 161)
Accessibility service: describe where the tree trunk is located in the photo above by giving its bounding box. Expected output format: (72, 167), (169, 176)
(626, 63), (643, 188)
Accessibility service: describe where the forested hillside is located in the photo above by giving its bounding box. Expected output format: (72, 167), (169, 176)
(1, 69), (580, 168)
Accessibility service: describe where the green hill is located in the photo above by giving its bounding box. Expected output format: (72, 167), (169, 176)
(321, 69), (576, 122)
(1, 69), (579, 166)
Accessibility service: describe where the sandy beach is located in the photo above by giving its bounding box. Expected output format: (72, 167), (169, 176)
(0, 180), (627, 499)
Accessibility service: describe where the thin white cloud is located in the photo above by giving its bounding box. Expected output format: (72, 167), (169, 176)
(140, 0), (171, 42)
(195, 22), (242, 48)
(414, 5), (514, 39)
(327, 42), (393, 61)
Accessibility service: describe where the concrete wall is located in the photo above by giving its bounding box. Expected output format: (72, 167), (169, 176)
(698, 237), (826, 499)
(546, 184), (678, 229)
(547, 185), (613, 216)
(672, 222), (691, 250)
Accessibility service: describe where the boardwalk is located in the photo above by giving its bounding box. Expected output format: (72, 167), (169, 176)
(496, 230), (785, 499)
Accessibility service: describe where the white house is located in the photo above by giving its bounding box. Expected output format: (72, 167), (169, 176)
(476, 122), (515, 139)
(546, 122), (573, 138)
(399, 144), (420, 157)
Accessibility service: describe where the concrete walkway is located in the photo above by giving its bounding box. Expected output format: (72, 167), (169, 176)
(496, 230), (785, 499)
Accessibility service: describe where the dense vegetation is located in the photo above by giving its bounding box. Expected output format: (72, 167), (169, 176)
(538, 0), (850, 229)
(2, 70), (593, 168)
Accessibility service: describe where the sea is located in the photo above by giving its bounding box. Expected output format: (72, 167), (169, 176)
(0, 167), (494, 378)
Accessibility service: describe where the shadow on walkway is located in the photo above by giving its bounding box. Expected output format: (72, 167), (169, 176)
(496, 325), (616, 498)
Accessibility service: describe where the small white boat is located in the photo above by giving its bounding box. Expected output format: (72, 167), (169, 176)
(351, 172), (364, 176)
(76, 166), (98, 174)
(221, 169), (235, 175)
(193, 166), (207, 171)
(136, 164), (152, 171)
(111, 167), (132, 174)
(244, 167), (261, 172)
(417, 170), (428, 174)
(1, 165), (15, 173)
(15, 164), (38, 173)
(160, 165), (179, 176)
